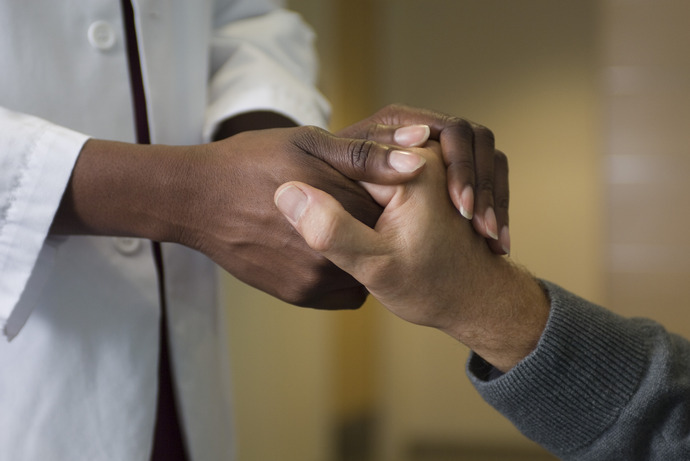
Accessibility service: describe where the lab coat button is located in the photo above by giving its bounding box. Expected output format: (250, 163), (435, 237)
(88, 21), (117, 51)
(113, 237), (142, 255)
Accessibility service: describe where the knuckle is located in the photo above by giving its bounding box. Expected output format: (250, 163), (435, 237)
(305, 211), (342, 254)
(445, 117), (474, 138)
(291, 125), (329, 153)
(449, 157), (476, 176)
(365, 123), (385, 141)
(386, 102), (406, 112)
(300, 125), (328, 137)
(496, 195), (510, 211)
(442, 118), (477, 153)
(379, 103), (412, 125)
(473, 125), (496, 145)
(494, 150), (509, 170)
(347, 139), (375, 172)
(382, 102), (406, 115)
(476, 176), (495, 194)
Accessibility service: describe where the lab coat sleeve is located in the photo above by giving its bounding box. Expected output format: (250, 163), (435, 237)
(204, 1), (331, 140)
(0, 107), (88, 339)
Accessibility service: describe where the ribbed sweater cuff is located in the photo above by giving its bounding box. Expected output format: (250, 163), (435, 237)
(467, 280), (648, 455)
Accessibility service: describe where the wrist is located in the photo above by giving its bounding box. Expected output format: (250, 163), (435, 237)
(442, 258), (550, 372)
(50, 138), (197, 243)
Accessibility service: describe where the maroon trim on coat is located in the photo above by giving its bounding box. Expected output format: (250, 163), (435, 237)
(120, 1), (189, 460)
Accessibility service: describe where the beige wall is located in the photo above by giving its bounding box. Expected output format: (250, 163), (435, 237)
(227, 1), (604, 460)
(602, 0), (690, 338)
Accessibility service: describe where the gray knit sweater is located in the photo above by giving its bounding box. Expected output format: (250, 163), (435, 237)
(468, 281), (690, 460)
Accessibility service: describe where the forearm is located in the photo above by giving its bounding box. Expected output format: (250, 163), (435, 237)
(440, 257), (551, 372)
(50, 111), (296, 241)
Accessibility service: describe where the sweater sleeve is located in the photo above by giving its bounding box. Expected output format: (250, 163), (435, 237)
(467, 280), (690, 460)
(0, 107), (88, 339)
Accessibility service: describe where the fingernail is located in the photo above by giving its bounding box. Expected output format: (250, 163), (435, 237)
(388, 150), (426, 173)
(459, 186), (474, 220)
(394, 125), (431, 147)
(500, 225), (511, 255)
(274, 185), (307, 223)
(484, 207), (499, 240)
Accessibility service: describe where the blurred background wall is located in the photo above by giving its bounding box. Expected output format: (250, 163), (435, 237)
(224, 1), (690, 460)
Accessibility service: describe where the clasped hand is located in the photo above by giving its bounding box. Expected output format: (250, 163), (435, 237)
(274, 141), (496, 328)
(275, 140), (550, 371)
(199, 105), (509, 311)
(53, 105), (510, 313)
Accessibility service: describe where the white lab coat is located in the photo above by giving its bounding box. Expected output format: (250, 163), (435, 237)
(0, 1), (329, 459)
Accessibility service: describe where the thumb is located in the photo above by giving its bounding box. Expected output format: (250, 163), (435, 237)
(370, 124), (432, 148)
(274, 181), (381, 277)
(292, 126), (426, 184)
(338, 121), (431, 148)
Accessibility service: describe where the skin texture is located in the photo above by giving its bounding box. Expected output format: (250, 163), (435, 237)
(275, 142), (549, 371)
(50, 105), (511, 310)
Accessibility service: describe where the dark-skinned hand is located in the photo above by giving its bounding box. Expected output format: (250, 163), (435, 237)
(52, 123), (426, 310)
